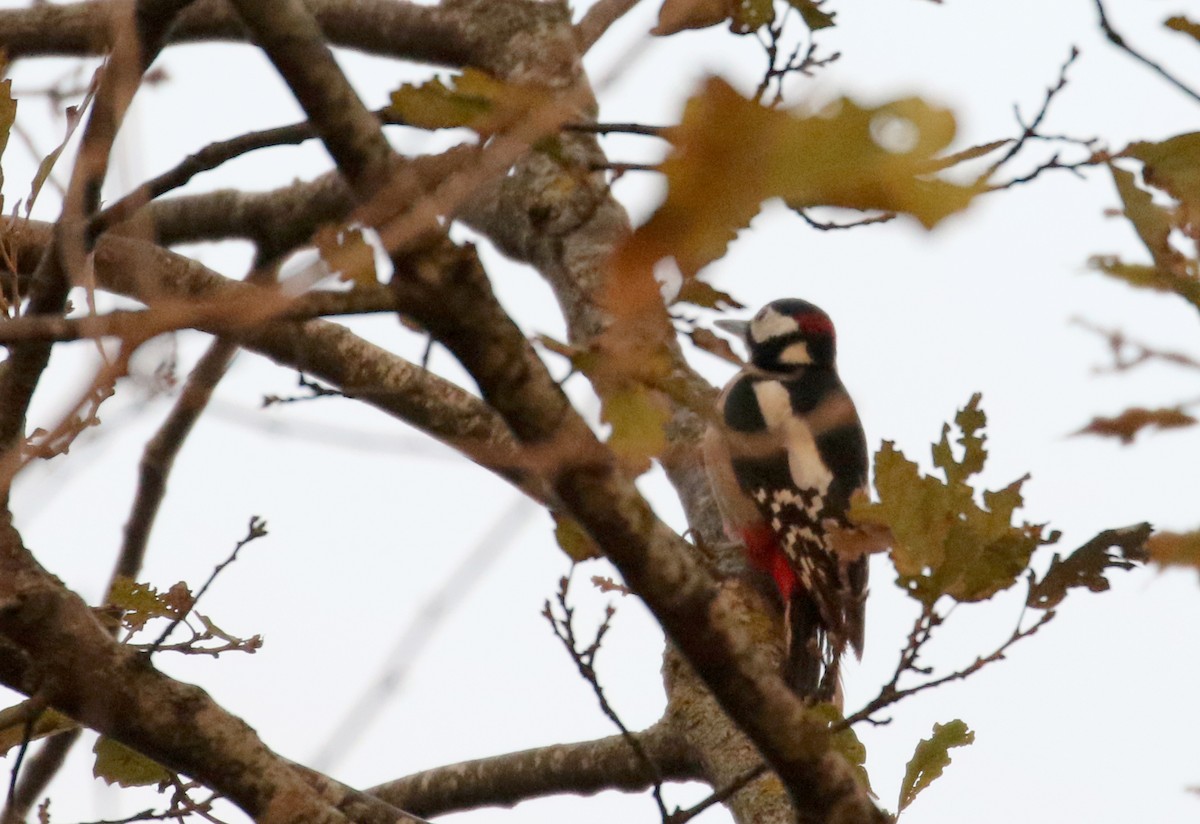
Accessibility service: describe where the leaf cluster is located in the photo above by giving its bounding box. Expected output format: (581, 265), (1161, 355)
(851, 394), (1055, 607)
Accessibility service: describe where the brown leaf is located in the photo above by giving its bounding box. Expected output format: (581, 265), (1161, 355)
(652, 0), (730, 36)
(1146, 530), (1200, 578)
(1165, 16), (1200, 44)
(591, 575), (634, 595)
(688, 327), (743, 364)
(1027, 524), (1151, 610)
(1074, 407), (1197, 444)
(675, 279), (744, 310)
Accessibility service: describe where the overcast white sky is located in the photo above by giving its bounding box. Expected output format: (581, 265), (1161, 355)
(2, 1), (1199, 822)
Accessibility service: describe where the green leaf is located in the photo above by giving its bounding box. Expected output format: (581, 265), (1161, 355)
(0, 76), (15, 209)
(0, 708), (75, 757)
(1108, 163), (1189, 275)
(92, 736), (172, 788)
(850, 396), (1050, 606)
(808, 703), (873, 793)
(898, 720), (975, 813)
(730, 0), (775, 34)
(786, 0), (836, 30)
(1028, 524), (1151, 610)
(552, 512), (601, 562)
(1125, 133), (1200, 209)
(386, 68), (550, 136)
(930, 392), (986, 485)
(1086, 256), (1200, 310)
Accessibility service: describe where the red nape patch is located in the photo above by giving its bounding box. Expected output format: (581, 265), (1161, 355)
(796, 312), (834, 337)
(740, 525), (797, 600)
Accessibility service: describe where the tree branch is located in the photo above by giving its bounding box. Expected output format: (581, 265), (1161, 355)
(1094, 0), (1200, 104)
(0, 516), (373, 824)
(226, 0), (396, 201)
(3, 220), (539, 501)
(0, 0), (477, 67)
(371, 724), (701, 818)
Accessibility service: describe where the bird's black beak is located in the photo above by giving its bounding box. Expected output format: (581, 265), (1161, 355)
(713, 319), (750, 338)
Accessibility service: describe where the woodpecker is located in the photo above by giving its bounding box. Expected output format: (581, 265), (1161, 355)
(702, 298), (868, 701)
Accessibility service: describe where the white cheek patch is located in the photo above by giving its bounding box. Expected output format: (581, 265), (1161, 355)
(751, 381), (835, 493)
(778, 341), (812, 365)
(750, 306), (798, 343)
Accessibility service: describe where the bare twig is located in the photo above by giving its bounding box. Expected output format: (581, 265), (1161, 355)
(987, 47), (1082, 173)
(227, 0), (396, 200)
(797, 210), (896, 231)
(1094, 0), (1200, 104)
(543, 574), (670, 820)
(148, 517), (269, 653)
(1073, 318), (1200, 373)
(262, 373), (347, 407)
(566, 121), (666, 137)
(117, 340), (238, 582)
(842, 605), (1054, 729)
(667, 764), (767, 824)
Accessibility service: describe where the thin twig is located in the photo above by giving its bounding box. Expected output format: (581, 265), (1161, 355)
(261, 373), (346, 407)
(667, 764), (767, 824)
(1094, 0), (1200, 104)
(797, 210), (896, 231)
(544, 574), (670, 821)
(1073, 318), (1200, 373)
(841, 605), (1053, 729)
(987, 47), (1082, 173)
(148, 517), (269, 653)
(565, 121), (666, 137)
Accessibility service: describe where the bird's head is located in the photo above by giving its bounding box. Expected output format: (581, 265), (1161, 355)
(715, 298), (837, 372)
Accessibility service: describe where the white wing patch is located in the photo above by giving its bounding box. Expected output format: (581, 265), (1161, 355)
(751, 381), (834, 494)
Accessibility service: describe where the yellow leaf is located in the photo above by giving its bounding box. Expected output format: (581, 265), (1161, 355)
(601, 384), (670, 473)
(552, 512), (601, 562)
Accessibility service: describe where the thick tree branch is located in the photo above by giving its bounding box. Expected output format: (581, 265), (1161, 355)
(227, 0), (396, 201)
(0, 0), (194, 491)
(2, 220), (536, 498)
(0, 0), (476, 67)
(371, 725), (701, 817)
(0, 516), (365, 824)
